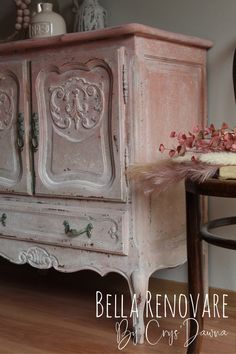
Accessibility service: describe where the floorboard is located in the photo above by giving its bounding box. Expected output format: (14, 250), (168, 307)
(0, 260), (235, 354)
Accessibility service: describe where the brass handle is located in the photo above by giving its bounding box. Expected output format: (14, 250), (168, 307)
(63, 220), (93, 238)
(31, 112), (39, 152)
(0, 213), (7, 227)
(17, 113), (25, 151)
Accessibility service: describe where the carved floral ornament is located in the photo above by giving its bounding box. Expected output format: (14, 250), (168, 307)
(0, 85), (14, 132)
(0, 247), (60, 270)
(49, 76), (104, 141)
(18, 247), (59, 269)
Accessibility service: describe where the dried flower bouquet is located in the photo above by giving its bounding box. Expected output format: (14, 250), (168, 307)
(128, 123), (236, 195)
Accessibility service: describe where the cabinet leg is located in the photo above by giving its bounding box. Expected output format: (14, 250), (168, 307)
(129, 270), (149, 344)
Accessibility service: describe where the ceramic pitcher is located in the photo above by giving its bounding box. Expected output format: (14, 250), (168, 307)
(30, 2), (67, 39)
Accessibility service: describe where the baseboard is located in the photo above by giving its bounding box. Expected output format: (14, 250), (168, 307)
(0, 260), (235, 310)
(150, 277), (236, 310)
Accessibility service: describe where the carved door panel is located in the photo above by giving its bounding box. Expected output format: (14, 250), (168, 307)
(0, 61), (32, 195)
(31, 47), (127, 201)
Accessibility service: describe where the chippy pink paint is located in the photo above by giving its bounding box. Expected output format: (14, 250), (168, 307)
(0, 24), (212, 343)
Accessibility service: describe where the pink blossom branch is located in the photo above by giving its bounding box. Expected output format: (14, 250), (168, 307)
(159, 123), (236, 158)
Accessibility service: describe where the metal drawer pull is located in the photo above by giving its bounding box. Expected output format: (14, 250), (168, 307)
(17, 113), (25, 151)
(31, 112), (39, 152)
(0, 213), (7, 227)
(63, 221), (93, 238)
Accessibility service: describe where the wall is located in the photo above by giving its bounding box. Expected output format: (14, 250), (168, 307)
(0, 0), (235, 290)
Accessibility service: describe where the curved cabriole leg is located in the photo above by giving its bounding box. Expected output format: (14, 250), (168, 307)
(186, 191), (204, 354)
(129, 270), (149, 344)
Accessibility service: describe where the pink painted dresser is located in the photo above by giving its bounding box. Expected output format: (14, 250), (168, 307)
(0, 24), (212, 343)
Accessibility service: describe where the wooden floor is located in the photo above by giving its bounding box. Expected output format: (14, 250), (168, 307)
(0, 260), (235, 354)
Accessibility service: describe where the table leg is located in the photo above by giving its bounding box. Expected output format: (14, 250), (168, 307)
(186, 191), (204, 354)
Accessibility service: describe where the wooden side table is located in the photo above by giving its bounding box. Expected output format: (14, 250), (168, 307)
(185, 178), (236, 354)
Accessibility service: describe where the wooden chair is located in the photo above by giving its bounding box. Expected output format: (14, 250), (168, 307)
(185, 178), (236, 354)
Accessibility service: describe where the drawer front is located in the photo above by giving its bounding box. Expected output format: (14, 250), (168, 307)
(0, 202), (129, 256)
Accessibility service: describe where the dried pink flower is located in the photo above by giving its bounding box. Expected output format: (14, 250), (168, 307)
(159, 123), (236, 159)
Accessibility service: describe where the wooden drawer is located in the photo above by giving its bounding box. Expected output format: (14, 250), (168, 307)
(0, 201), (129, 256)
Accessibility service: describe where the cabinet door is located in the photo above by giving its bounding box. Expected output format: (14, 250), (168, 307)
(31, 47), (127, 201)
(0, 61), (32, 195)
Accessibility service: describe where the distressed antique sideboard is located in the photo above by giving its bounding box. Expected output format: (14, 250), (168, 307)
(0, 24), (212, 343)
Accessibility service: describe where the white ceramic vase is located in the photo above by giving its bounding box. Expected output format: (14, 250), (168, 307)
(30, 2), (67, 39)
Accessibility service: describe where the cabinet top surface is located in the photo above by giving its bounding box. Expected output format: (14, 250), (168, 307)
(0, 23), (212, 55)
